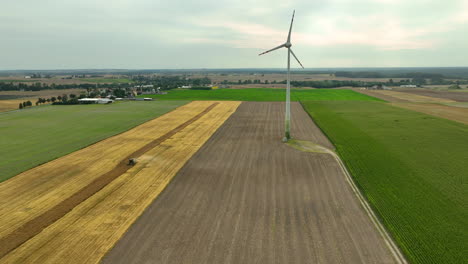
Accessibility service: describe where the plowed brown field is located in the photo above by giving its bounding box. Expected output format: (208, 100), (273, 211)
(103, 102), (398, 264)
(0, 101), (240, 263)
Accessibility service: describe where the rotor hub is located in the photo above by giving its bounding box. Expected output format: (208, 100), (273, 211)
(285, 42), (292, 48)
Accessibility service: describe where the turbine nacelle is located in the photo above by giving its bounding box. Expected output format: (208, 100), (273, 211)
(258, 11), (303, 69)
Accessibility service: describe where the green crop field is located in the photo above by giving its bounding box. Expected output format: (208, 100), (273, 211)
(302, 100), (467, 264)
(142, 88), (381, 101)
(0, 101), (187, 182)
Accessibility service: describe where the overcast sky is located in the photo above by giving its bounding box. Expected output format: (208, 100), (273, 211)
(1, 0), (467, 69)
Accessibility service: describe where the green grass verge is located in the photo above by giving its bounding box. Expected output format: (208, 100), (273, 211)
(0, 101), (187, 182)
(142, 88), (381, 101)
(302, 100), (467, 264)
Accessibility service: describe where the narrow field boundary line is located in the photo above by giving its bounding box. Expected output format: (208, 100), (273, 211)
(330, 152), (408, 264)
(0, 102), (219, 259)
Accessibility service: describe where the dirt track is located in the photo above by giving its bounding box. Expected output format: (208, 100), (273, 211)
(103, 102), (396, 264)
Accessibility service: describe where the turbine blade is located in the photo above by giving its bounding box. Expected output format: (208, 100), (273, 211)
(287, 10), (295, 42)
(290, 49), (304, 69)
(258, 43), (286, 56)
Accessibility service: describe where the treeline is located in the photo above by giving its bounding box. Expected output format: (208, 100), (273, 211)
(132, 76), (211, 89)
(219, 79), (274, 85)
(0, 82), (129, 92)
(51, 94), (83, 105)
(18, 101), (33, 109)
(291, 78), (468, 88)
(290, 80), (384, 88)
(334, 71), (468, 85)
(334, 71), (449, 79)
(0, 76), (212, 91)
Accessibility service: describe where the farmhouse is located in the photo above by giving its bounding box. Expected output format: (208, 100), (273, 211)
(78, 98), (114, 104)
(367, 85), (391, 90)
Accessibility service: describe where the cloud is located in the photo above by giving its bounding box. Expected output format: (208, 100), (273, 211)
(0, 0), (466, 68)
(187, 14), (439, 50)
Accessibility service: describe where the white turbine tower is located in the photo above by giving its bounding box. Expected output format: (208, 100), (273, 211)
(259, 10), (304, 142)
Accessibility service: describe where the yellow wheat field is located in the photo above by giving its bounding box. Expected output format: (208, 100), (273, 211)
(0, 101), (207, 239)
(0, 101), (240, 263)
(370, 90), (455, 103)
(0, 100), (27, 112)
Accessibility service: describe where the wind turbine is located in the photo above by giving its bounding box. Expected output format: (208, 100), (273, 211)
(259, 10), (304, 142)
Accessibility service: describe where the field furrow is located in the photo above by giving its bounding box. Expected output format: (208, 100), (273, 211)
(103, 102), (397, 264)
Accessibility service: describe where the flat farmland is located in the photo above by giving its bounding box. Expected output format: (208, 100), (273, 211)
(103, 102), (398, 264)
(361, 90), (456, 103)
(186, 73), (404, 83)
(0, 101), (240, 263)
(0, 101), (187, 182)
(354, 89), (468, 124)
(142, 88), (380, 101)
(395, 88), (468, 102)
(0, 89), (86, 112)
(0, 99), (26, 112)
(391, 102), (468, 125)
(0, 89), (86, 98)
(302, 101), (467, 263)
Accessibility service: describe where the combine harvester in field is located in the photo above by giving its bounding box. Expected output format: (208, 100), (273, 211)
(259, 10), (304, 142)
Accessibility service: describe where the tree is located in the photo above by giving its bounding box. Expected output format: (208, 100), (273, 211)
(57, 96), (62, 101)
(36, 101), (39, 106)
(26, 101), (32, 107)
(22, 102), (27, 108)
(69, 94), (76, 99)
(113, 89), (126, 98)
(19, 103), (23, 109)
(61, 94), (68, 102)
(51, 97), (56, 103)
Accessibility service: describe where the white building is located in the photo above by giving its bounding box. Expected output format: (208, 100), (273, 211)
(78, 98), (114, 104)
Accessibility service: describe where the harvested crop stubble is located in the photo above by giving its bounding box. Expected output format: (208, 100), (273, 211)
(0, 99), (29, 112)
(392, 102), (468, 125)
(368, 90), (455, 103)
(396, 88), (468, 102)
(0, 101), (239, 263)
